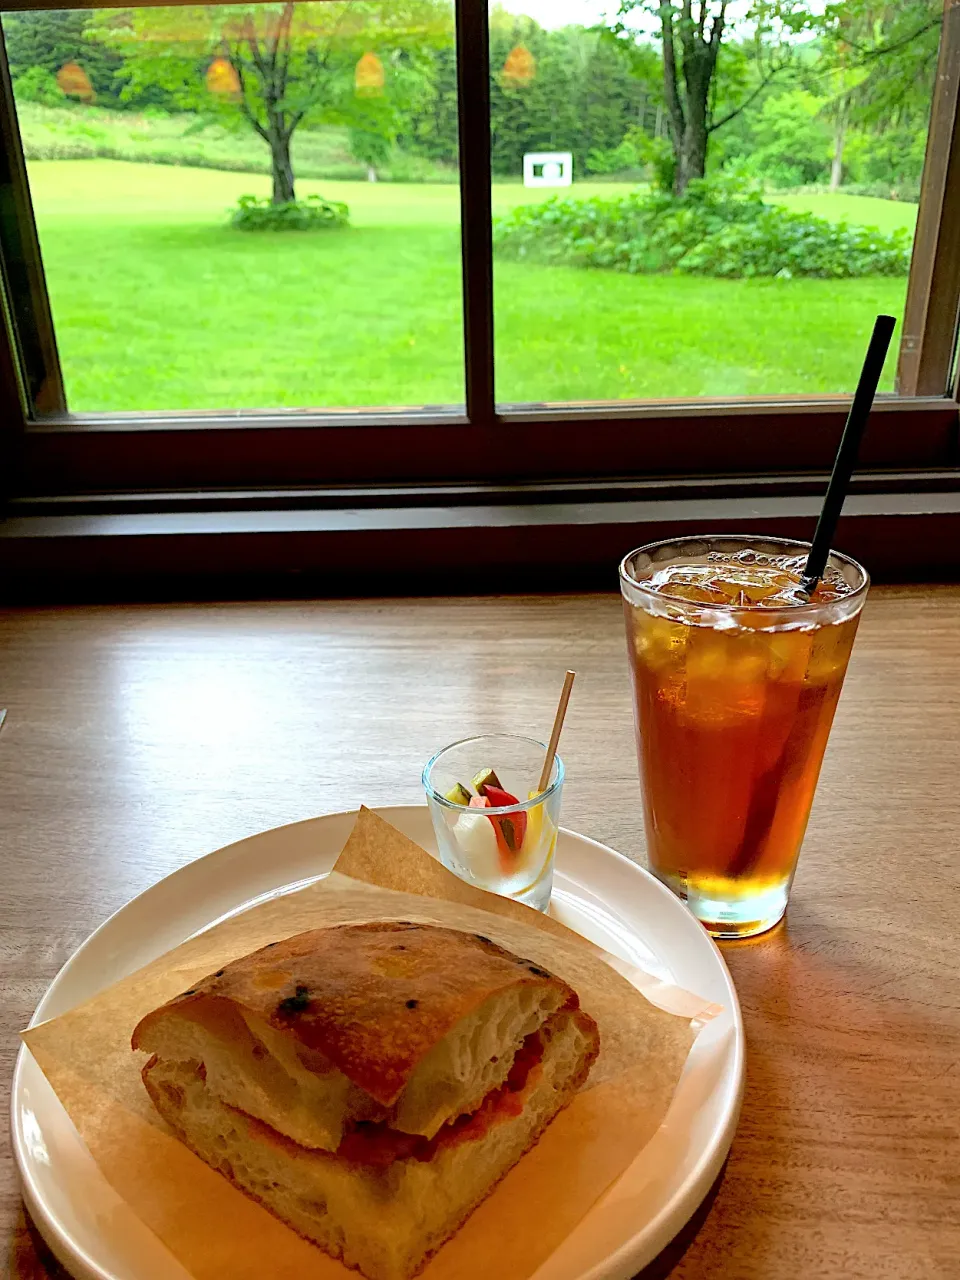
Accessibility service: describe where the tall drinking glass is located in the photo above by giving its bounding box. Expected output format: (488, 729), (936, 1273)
(620, 535), (868, 939)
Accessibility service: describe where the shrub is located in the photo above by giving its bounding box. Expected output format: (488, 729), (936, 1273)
(841, 179), (923, 204)
(229, 193), (349, 231)
(13, 65), (65, 108)
(383, 150), (458, 184)
(631, 133), (675, 194)
(586, 137), (640, 177)
(493, 176), (912, 279)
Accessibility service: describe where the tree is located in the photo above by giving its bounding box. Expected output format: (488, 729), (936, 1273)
(397, 43), (458, 165)
(348, 91), (395, 180)
(485, 13), (656, 177)
(92, 2), (450, 204)
(820, 1), (940, 185)
(488, 17), (578, 175)
(749, 88), (832, 186)
(2, 10), (125, 105)
(820, 1), (941, 126)
(612, 2), (815, 194)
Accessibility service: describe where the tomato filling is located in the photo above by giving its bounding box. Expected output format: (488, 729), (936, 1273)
(336, 1029), (545, 1168)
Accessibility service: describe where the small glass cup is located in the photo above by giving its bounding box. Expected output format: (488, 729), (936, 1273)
(620, 534), (869, 939)
(422, 733), (564, 912)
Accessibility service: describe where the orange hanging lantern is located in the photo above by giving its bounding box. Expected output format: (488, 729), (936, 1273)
(502, 44), (536, 85)
(206, 56), (240, 96)
(56, 62), (95, 102)
(355, 51), (385, 97)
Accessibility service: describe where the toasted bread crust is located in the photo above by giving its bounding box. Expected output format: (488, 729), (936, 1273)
(132, 922), (579, 1105)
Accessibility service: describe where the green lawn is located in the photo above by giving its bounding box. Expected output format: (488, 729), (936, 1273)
(771, 191), (918, 234)
(26, 160), (914, 413)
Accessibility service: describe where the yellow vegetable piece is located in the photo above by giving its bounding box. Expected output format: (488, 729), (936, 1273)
(513, 789), (557, 897)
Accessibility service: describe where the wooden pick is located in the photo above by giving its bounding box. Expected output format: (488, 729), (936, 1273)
(537, 670), (576, 793)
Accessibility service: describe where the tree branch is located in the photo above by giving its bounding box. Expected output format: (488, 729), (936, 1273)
(285, 107), (307, 141)
(241, 14), (268, 82)
(274, 1), (295, 103)
(224, 42), (270, 142)
(839, 15), (942, 65)
(708, 58), (787, 132)
(283, 2), (355, 126)
(710, 0), (728, 50)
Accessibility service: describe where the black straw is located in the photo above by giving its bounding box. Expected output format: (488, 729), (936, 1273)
(800, 314), (896, 594)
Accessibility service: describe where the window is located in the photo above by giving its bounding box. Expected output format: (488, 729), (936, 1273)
(489, 0), (949, 406)
(2, 1), (464, 415)
(0, 0), (958, 500)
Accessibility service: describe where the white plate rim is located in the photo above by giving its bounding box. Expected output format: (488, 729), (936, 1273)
(11, 806), (745, 1280)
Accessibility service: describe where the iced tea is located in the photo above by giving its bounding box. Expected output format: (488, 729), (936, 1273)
(620, 537), (868, 938)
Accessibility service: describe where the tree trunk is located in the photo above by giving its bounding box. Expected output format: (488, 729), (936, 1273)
(367, 165), (378, 183)
(675, 47), (712, 195)
(659, 1), (686, 180)
(269, 127), (295, 204)
(660, 3), (722, 197)
(676, 120), (708, 194)
(830, 104), (846, 191)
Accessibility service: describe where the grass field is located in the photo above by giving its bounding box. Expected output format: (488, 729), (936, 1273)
(25, 159), (916, 413)
(773, 191), (917, 234)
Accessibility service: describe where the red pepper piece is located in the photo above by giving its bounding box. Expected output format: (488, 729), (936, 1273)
(470, 793), (512, 862)
(483, 784), (519, 806)
(482, 785), (528, 855)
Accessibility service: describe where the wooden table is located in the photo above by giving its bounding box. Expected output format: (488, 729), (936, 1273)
(2, 589), (959, 1279)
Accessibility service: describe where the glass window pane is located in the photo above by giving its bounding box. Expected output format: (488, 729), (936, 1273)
(2, 2), (463, 414)
(490, 0), (943, 405)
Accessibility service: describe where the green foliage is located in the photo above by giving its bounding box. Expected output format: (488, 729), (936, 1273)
(586, 132), (647, 177)
(86, 2), (451, 201)
(397, 44), (458, 163)
(611, 2), (820, 191)
(12, 65), (65, 108)
(586, 138), (637, 177)
(844, 125), (927, 202)
(229, 192), (349, 231)
(5, 0), (940, 202)
(630, 131), (675, 193)
(708, 11), (936, 196)
(493, 176), (911, 278)
(585, 128), (676, 186)
(1, 10), (139, 108)
(348, 94), (396, 177)
(742, 89), (833, 188)
(483, 16), (658, 178)
(820, 1), (941, 131)
(15, 101), (457, 183)
(350, 127), (393, 174)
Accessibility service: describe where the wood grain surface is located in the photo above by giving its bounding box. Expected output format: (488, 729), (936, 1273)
(2, 589), (958, 1279)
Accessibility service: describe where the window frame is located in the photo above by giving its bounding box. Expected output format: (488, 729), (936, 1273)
(0, 0), (958, 503)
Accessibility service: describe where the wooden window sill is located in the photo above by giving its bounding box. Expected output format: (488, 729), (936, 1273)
(3, 486), (960, 600)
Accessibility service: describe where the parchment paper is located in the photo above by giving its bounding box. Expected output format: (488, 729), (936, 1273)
(22, 808), (712, 1280)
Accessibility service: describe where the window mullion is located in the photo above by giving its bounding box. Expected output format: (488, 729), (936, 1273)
(454, 0), (495, 425)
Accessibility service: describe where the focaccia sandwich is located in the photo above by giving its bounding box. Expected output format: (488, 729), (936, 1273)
(133, 921), (600, 1280)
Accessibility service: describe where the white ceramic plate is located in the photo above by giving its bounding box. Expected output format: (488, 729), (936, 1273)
(12, 806), (744, 1280)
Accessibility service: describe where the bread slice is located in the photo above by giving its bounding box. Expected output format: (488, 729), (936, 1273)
(134, 922), (599, 1280)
